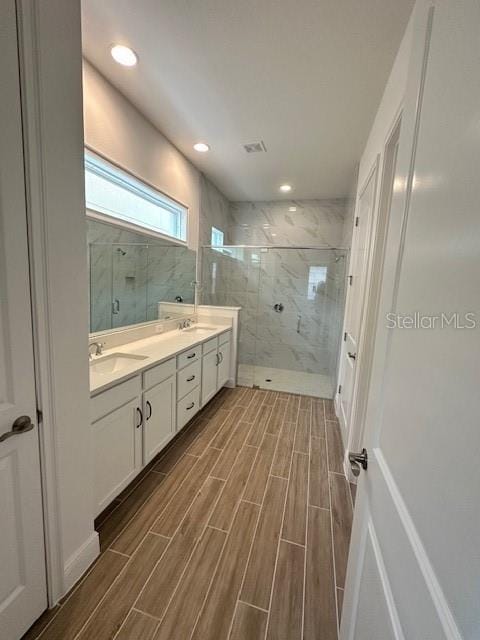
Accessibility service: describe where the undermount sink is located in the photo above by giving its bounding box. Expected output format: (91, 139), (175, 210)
(181, 325), (217, 336)
(90, 352), (148, 374)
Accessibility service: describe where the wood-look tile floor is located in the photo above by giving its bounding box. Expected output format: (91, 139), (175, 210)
(23, 387), (354, 640)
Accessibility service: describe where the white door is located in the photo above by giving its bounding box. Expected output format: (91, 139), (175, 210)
(341, 2), (480, 638)
(338, 164), (377, 438)
(93, 399), (142, 515)
(143, 376), (176, 464)
(217, 341), (231, 389)
(0, 1), (47, 637)
(201, 350), (218, 405)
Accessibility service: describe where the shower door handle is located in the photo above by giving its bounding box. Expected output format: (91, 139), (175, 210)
(112, 299), (120, 314)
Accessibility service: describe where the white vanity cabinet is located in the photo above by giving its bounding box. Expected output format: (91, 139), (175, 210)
(91, 327), (233, 517)
(91, 377), (143, 516)
(201, 331), (232, 405)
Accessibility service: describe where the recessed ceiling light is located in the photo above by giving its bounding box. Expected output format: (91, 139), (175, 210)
(280, 184), (292, 193)
(110, 44), (138, 67)
(193, 142), (210, 153)
(289, 206), (297, 212)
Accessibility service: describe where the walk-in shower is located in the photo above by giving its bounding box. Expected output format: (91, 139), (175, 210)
(201, 245), (347, 398)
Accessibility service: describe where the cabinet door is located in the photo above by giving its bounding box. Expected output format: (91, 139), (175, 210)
(202, 349), (218, 405)
(217, 340), (231, 389)
(143, 375), (176, 464)
(93, 398), (142, 516)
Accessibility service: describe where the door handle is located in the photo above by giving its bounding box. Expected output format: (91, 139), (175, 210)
(215, 353), (219, 366)
(0, 415), (34, 443)
(348, 351), (357, 361)
(146, 401), (152, 420)
(136, 407), (143, 428)
(112, 299), (120, 314)
(218, 352), (223, 363)
(348, 448), (368, 477)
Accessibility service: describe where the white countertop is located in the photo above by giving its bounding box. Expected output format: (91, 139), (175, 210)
(90, 323), (231, 395)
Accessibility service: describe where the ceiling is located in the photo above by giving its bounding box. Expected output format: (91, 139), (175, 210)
(81, 0), (414, 201)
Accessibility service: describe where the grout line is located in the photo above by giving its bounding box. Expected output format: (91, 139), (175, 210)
(131, 607), (161, 621)
(108, 548), (131, 558)
(147, 531), (171, 540)
(308, 504), (330, 512)
(207, 524), (228, 533)
(324, 400), (341, 640)
(301, 395), (312, 640)
(280, 538), (305, 548)
(241, 498), (262, 506)
(225, 415), (284, 640)
(237, 599), (269, 614)
(262, 397), (300, 640)
(65, 529), (167, 640)
(187, 392), (266, 640)
(130, 469), (229, 636)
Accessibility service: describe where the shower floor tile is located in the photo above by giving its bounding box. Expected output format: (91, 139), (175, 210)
(237, 364), (334, 398)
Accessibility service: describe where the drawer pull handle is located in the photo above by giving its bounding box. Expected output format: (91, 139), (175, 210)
(186, 375), (195, 382)
(146, 400), (152, 420)
(136, 407), (143, 428)
(186, 402), (195, 410)
(187, 352), (196, 359)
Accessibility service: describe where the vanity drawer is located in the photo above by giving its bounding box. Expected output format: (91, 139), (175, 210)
(177, 359), (201, 400)
(91, 375), (141, 423)
(202, 336), (218, 355)
(177, 386), (200, 430)
(177, 346), (200, 370)
(219, 330), (231, 346)
(143, 357), (176, 390)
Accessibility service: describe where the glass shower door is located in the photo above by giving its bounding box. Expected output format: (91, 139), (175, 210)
(252, 248), (346, 397)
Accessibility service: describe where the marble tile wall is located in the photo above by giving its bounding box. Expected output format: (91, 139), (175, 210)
(228, 199), (348, 247)
(88, 219), (195, 332)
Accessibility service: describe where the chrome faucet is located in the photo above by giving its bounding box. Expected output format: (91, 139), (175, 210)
(88, 342), (104, 359)
(178, 318), (194, 330)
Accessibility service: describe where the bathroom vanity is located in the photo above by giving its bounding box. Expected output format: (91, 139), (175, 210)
(89, 323), (233, 517)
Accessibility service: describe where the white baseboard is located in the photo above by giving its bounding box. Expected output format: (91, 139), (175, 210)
(63, 531), (100, 595)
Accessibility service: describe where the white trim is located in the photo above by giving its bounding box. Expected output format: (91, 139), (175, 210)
(375, 450), (462, 640)
(63, 532), (100, 594)
(366, 519), (405, 640)
(16, 0), (65, 605)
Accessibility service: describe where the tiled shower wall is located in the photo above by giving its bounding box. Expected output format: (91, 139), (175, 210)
(201, 198), (349, 378)
(88, 219), (195, 332)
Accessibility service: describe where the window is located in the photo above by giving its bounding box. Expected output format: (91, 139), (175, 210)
(211, 226), (224, 248)
(307, 266), (327, 300)
(85, 151), (187, 242)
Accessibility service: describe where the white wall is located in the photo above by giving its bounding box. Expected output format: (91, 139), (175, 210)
(83, 61), (201, 250)
(356, 20), (413, 197)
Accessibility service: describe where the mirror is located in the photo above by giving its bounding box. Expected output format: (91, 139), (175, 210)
(88, 219), (196, 333)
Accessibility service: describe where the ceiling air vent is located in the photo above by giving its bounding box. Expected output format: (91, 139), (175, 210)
(243, 141), (267, 153)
